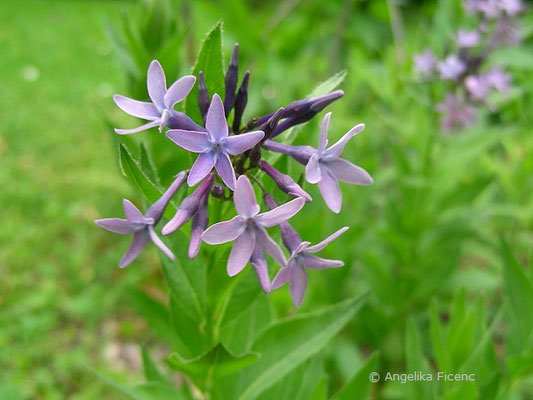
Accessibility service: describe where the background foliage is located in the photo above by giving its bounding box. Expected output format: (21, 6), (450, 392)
(1, 0), (532, 399)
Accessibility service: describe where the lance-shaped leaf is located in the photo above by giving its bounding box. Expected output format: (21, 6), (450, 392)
(332, 352), (378, 400)
(185, 21), (225, 124)
(232, 295), (366, 400)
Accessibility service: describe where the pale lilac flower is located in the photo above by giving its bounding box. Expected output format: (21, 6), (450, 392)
(162, 174), (214, 235)
(166, 94), (264, 190)
(501, 0), (523, 16)
(271, 217), (348, 307)
(438, 55), (467, 81)
(305, 113), (373, 213)
(413, 49), (438, 77)
(95, 172), (187, 267)
(201, 175), (305, 280)
(490, 17), (522, 47)
(436, 94), (477, 131)
(258, 160), (312, 202)
(457, 29), (480, 48)
(479, 0), (502, 18)
(485, 67), (511, 92)
(465, 75), (491, 100)
(113, 60), (197, 134)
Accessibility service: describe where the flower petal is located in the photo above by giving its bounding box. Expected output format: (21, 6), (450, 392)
(317, 169), (342, 213)
(271, 266), (291, 290)
(166, 130), (212, 153)
(123, 199), (152, 224)
(188, 152), (216, 186)
(164, 75), (196, 109)
(119, 230), (150, 268)
(215, 152), (236, 191)
(324, 123), (364, 159)
(95, 218), (136, 234)
(255, 197), (305, 228)
(289, 262), (308, 307)
(148, 225), (175, 260)
(301, 253), (344, 269)
(306, 227), (349, 253)
(114, 120), (159, 135)
(325, 158), (373, 185)
(318, 112), (331, 153)
(201, 216), (245, 244)
(221, 131), (264, 155)
(205, 94), (228, 140)
(147, 60), (166, 109)
(113, 95), (160, 120)
(250, 248), (271, 293)
(305, 153), (321, 184)
(227, 230), (256, 277)
(255, 226), (287, 267)
(234, 175), (260, 217)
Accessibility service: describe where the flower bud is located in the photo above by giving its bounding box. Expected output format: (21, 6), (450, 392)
(224, 43), (239, 117)
(162, 174), (214, 235)
(233, 71), (250, 133)
(145, 171), (188, 222)
(198, 71), (210, 122)
(188, 191), (209, 259)
(210, 183), (226, 198)
(259, 160), (311, 202)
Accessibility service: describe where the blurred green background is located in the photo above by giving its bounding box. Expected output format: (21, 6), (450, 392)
(1, 0), (532, 399)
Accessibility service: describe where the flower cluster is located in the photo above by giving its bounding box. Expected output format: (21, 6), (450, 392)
(96, 44), (372, 306)
(413, 0), (524, 131)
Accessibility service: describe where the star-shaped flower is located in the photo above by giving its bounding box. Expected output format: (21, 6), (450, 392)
(438, 55), (466, 81)
(305, 112), (373, 213)
(95, 172), (186, 267)
(413, 49), (437, 78)
(113, 60), (196, 134)
(166, 94), (264, 190)
(272, 225), (348, 307)
(201, 175), (305, 280)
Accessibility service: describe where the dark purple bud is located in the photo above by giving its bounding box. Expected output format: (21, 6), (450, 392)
(198, 71), (210, 122)
(210, 183), (226, 198)
(262, 140), (315, 165)
(145, 171), (188, 221)
(232, 71), (250, 133)
(255, 90), (344, 127)
(264, 194), (302, 253)
(224, 43), (239, 117)
(161, 174), (215, 235)
(259, 161), (312, 202)
(269, 91), (344, 138)
(188, 191), (209, 259)
(167, 111), (205, 131)
(257, 107), (285, 141)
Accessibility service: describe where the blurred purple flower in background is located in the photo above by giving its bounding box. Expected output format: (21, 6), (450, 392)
(438, 55), (467, 80)
(457, 29), (480, 47)
(437, 94), (477, 132)
(413, 49), (438, 78)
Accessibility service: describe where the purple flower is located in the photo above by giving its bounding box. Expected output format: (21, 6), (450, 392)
(413, 49), (437, 77)
(95, 172), (187, 267)
(271, 225), (348, 307)
(457, 29), (480, 48)
(500, 0), (523, 16)
(258, 160), (312, 202)
(436, 94), (477, 131)
(166, 94), (264, 190)
(485, 67), (511, 92)
(305, 113), (373, 213)
(465, 75), (492, 100)
(188, 191), (209, 259)
(201, 175), (305, 281)
(113, 60), (197, 134)
(438, 55), (467, 81)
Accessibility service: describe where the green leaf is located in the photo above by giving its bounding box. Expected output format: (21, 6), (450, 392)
(234, 295), (366, 400)
(128, 289), (176, 345)
(332, 352), (379, 400)
(139, 142), (160, 185)
(118, 143), (175, 219)
(405, 318), (436, 400)
(168, 344), (259, 391)
(141, 348), (168, 384)
(185, 21), (225, 124)
(501, 239), (533, 352)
